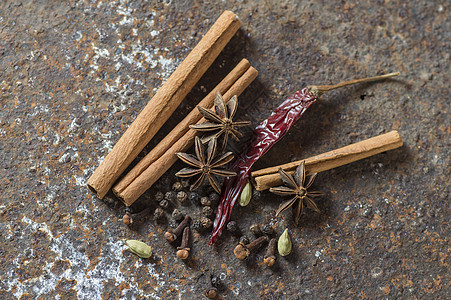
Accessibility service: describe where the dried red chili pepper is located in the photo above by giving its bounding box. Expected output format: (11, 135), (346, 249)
(209, 72), (400, 244)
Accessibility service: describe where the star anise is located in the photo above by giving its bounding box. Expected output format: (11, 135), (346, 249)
(175, 136), (237, 193)
(190, 93), (250, 150)
(269, 161), (323, 226)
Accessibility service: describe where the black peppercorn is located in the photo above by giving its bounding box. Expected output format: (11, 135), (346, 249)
(154, 207), (164, 220)
(239, 235), (250, 245)
(210, 275), (220, 288)
(172, 209), (183, 222)
(180, 179), (190, 188)
(226, 221), (238, 234)
(200, 217), (213, 229)
(177, 191), (187, 203)
(159, 199), (169, 209)
(188, 192), (200, 203)
(250, 223), (262, 236)
(172, 181), (183, 191)
(165, 191), (176, 201)
(200, 196), (211, 206)
(192, 219), (202, 231)
(252, 189), (261, 199)
(202, 206), (214, 218)
(208, 192), (220, 205)
(154, 191), (164, 202)
(262, 224), (274, 235)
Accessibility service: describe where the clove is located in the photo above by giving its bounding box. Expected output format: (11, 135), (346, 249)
(249, 223), (262, 236)
(234, 236), (268, 260)
(164, 215), (191, 243)
(176, 227), (190, 260)
(204, 272), (219, 299)
(204, 287), (217, 299)
(122, 207), (151, 226)
(263, 238), (277, 267)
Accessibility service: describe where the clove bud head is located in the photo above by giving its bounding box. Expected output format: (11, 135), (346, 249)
(126, 240), (152, 258)
(164, 231), (177, 243)
(122, 212), (132, 225)
(264, 256), (276, 267)
(176, 247), (190, 260)
(204, 287), (218, 299)
(278, 229), (292, 256)
(233, 243), (250, 260)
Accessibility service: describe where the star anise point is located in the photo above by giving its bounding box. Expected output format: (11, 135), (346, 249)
(176, 136), (236, 193)
(190, 93), (249, 150)
(270, 161), (323, 225)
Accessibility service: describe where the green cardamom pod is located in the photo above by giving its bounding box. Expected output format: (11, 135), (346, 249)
(239, 181), (252, 207)
(126, 240), (152, 258)
(278, 229), (292, 256)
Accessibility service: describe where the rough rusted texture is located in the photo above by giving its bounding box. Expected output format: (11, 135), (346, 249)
(0, 1), (448, 299)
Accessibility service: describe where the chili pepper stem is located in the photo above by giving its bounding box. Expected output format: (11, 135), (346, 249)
(308, 72), (400, 97)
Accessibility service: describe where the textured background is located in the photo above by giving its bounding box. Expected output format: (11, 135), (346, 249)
(0, 0), (449, 299)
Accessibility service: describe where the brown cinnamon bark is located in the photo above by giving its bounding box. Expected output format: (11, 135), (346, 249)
(87, 11), (241, 199)
(112, 59), (251, 197)
(116, 66), (258, 206)
(251, 131), (403, 191)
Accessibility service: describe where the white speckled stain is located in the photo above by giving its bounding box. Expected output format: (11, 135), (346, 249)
(5, 1), (188, 298)
(4, 217), (176, 299)
(86, 0), (177, 104)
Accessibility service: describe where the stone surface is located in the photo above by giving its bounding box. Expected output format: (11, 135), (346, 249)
(0, 0), (449, 299)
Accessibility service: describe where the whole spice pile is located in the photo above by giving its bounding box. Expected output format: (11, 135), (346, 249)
(84, 10), (407, 298)
(210, 72), (400, 244)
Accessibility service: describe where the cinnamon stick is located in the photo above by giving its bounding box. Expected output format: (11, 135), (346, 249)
(251, 131), (403, 191)
(116, 66), (258, 206)
(113, 59), (251, 196)
(87, 11), (241, 199)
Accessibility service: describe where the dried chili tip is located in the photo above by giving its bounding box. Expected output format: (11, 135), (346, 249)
(233, 236), (268, 260)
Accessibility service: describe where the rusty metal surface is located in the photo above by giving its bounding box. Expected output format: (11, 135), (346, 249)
(0, 0), (449, 299)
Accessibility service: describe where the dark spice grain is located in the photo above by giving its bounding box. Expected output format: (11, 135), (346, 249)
(200, 196), (212, 206)
(177, 191), (187, 203)
(154, 207), (165, 221)
(202, 206), (214, 218)
(226, 221), (238, 234)
(172, 209), (183, 222)
(154, 191), (164, 202)
(250, 223), (262, 236)
(165, 191), (176, 202)
(172, 181), (183, 191)
(262, 224), (275, 235)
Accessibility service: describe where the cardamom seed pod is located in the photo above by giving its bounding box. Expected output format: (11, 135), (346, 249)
(126, 240), (152, 258)
(278, 229), (292, 256)
(239, 181), (252, 207)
